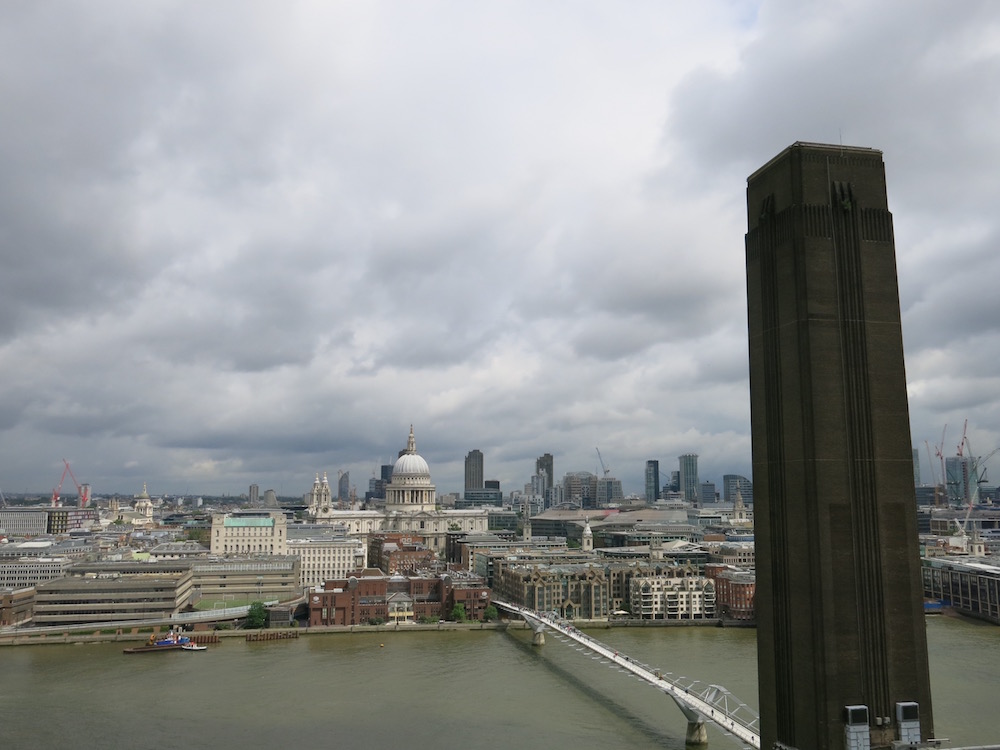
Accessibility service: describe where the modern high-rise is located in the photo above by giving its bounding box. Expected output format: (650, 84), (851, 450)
(465, 449), (484, 492)
(912, 448), (921, 487)
(249, 484), (259, 506)
(722, 474), (753, 504)
(746, 142), (933, 749)
(698, 481), (716, 505)
(945, 455), (973, 504)
(644, 460), (660, 502)
(535, 453), (554, 505)
(678, 454), (699, 504)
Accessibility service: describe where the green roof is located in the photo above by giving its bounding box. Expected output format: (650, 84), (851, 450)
(223, 517), (274, 527)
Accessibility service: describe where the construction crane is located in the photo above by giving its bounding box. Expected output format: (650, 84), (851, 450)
(953, 434), (999, 549)
(595, 447), (611, 478)
(51, 459), (90, 508)
(933, 424), (949, 501)
(924, 441), (944, 506)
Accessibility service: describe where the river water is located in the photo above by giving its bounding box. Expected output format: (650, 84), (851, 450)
(0, 615), (995, 749)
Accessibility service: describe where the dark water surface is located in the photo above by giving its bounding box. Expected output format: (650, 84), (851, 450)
(0, 615), (995, 749)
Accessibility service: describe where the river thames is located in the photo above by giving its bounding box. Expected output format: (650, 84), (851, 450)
(1, 615), (996, 749)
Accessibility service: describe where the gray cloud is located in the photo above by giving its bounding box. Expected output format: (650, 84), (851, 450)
(0, 1), (996, 498)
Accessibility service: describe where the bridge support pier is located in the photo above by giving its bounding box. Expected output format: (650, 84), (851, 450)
(672, 697), (709, 748)
(685, 719), (708, 748)
(520, 613), (547, 646)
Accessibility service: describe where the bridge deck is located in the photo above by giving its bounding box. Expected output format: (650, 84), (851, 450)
(494, 600), (760, 748)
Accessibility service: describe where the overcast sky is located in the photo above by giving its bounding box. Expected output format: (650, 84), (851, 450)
(1, 1), (998, 500)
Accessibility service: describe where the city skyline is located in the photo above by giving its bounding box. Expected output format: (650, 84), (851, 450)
(1, 3), (998, 498)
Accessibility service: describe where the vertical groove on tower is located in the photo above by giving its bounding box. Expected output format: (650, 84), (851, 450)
(757, 196), (796, 739)
(831, 179), (891, 716)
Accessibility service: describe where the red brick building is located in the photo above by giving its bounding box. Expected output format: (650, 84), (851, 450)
(368, 533), (435, 575)
(308, 570), (490, 626)
(713, 568), (756, 622)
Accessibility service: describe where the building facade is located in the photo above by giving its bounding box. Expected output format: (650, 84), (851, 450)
(922, 556), (1000, 625)
(34, 567), (194, 626)
(210, 511), (288, 555)
(746, 142), (932, 748)
(678, 454), (699, 504)
(713, 568), (756, 622)
(307, 571), (490, 626)
(287, 537), (366, 588)
(493, 562), (609, 620)
(629, 567), (715, 620)
(464, 449), (484, 492)
(535, 453), (554, 506)
(0, 557), (74, 589)
(645, 460), (660, 503)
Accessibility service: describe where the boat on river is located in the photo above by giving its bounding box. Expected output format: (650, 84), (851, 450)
(123, 632), (193, 654)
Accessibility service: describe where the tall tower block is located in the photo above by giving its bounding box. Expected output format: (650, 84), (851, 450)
(745, 143), (932, 750)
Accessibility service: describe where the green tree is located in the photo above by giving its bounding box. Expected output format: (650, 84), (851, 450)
(245, 601), (268, 629)
(483, 605), (498, 622)
(184, 527), (209, 544)
(450, 603), (467, 622)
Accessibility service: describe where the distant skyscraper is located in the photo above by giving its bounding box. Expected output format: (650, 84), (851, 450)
(596, 476), (623, 505)
(722, 474), (753, 504)
(645, 460), (660, 502)
(535, 453), (554, 504)
(670, 470), (680, 492)
(699, 481), (716, 504)
(563, 471), (597, 509)
(249, 484), (259, 506)
(338, 471), (350, 503)
(678, 454), (699, 504)
(945, 455), (973, 504)
(912, 448), (921, 486)
(465, 449), (484, 492)
(746, 142), (932, 748)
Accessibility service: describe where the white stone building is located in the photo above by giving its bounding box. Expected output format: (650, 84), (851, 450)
(210, 511), (288, 555)
(287, 537), (366, 588)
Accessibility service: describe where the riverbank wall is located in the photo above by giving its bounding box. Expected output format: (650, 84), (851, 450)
(0, 615), (754, 647)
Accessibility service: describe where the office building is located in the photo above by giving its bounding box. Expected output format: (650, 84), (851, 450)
(722, 474), (753, 505)
(645, 460), (660, 502)
(746, 142), (932, 748)
(945, 455), (973, 504)
(678, 454), (699, 504)
(465, 449), (484, 491)
(535, 453), (554, 505)
(338, 471), (350, 504)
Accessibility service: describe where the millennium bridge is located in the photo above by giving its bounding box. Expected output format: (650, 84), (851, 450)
(493, 599), (761, 749)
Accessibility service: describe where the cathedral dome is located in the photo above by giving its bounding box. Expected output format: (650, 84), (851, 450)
(391, 426), (432, 485)
(394, 452), (430, 477)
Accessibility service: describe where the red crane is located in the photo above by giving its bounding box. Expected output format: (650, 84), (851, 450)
(51, 460), (90, 507)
